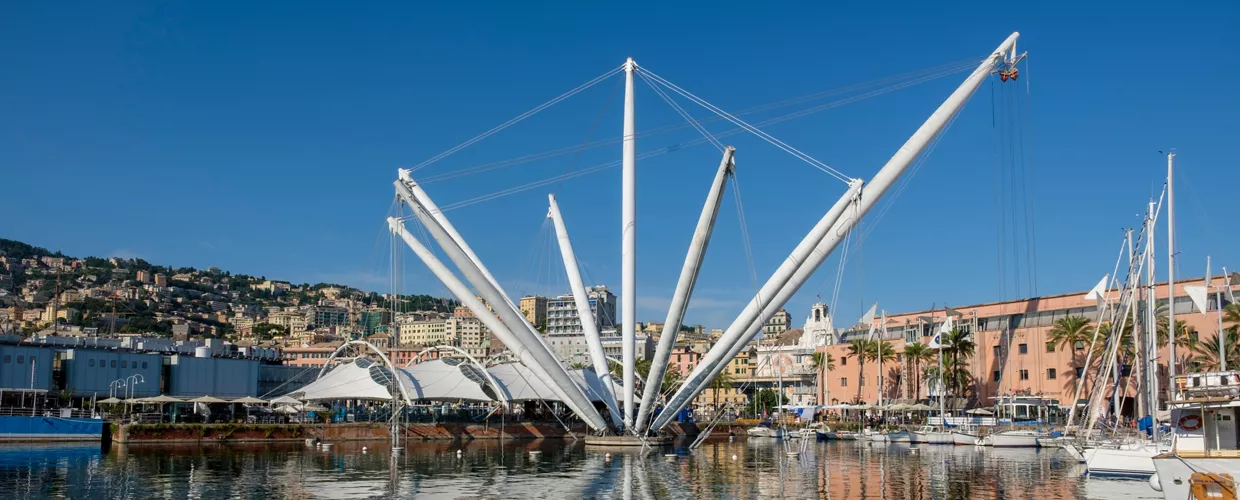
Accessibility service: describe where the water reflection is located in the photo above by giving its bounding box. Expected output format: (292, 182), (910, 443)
(0, 439), (1163, 499)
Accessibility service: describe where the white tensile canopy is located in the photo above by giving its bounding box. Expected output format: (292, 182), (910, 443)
(295, 358), (399, 401)
(402, 358), (496, 402)
(487, 363), (627, 403)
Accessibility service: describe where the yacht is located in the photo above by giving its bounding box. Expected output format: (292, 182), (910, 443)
(979, 429), (1044, 447)
(746, 422), (781, 439)
(1085, 437), (1170, 478)
(952, 424), (981, 446)
(1149, 371), (1240, 499)
(887, 429), (912, 443)
(910, 425), (953, 444)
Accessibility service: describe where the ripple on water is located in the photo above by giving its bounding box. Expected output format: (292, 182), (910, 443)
(0, 439), (1165, 499)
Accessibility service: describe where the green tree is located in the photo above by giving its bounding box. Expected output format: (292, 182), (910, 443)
(930, 329), (975, 406)
(744, 388), (788, 419)
(846, 339), (871, 401)
(1183, 330), (1240, 372)
(708, 370), (734, 410)
(810, 351), (835, 402)
(252, 323), (289, 340)
(901, 342), (933, 400)
(867, 341), (896, 400)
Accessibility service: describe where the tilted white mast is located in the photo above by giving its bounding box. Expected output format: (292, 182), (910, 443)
(651, 179), (862, 430)
(652, 32), (1022, 432)
(547, 193), (623, 426)
(620, 57), (638, 428)
(393, 181), (609, 431)
(635, 147), (735, 433)
(398, 169), (552, 352)
(386, 217), (583, 421)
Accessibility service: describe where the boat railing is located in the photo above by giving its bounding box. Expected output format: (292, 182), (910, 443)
(0, 406), (96, 419)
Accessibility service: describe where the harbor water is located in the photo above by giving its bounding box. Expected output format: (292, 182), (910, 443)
(0, 439), (1160, 499)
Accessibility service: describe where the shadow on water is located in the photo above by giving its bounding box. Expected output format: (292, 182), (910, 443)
(0, 438), (1164, 499)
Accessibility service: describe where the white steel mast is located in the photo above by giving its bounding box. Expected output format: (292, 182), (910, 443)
(394, 181), (609, 431)
(1166, 152), (1177, 400)
(548, 193), (623, 427)
(652, 32), (1022, 431)
(620, 57), (637, 428)
(635, 147), (734, 433)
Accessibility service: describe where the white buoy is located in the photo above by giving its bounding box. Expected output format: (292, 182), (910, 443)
(457, 449), (463, 455)
(731, 455), (737, 461)
(362, 446), (368, 454)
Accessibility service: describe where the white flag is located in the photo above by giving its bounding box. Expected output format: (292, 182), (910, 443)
(938, 315), (955, 335)
(928, 332), (943, 349)
(1184, 285), (1210, 316)
(1226, 269), (1237, 304)
(859, 303), (877, 327)
(1084, 274), (1109, 308)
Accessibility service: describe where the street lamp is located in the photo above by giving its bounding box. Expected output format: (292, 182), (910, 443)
(125, 374), (145, 415)
(109, 379), (127, 399)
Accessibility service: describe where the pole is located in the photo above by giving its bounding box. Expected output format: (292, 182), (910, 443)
(620, 57), (638, 427)
(1166, 152), (1178, 400)
(1128, 228), (1142, 419)
(547, 194), (623, 426)
(652, 32), (1021, 431)
(636, 147), (734, 432)
(1145, 201), (1159, 428)
(1213, 256), (1227, 371)
(386, 215), (609, 431)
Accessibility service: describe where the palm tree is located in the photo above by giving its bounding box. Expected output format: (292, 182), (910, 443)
(1048, 316), (1094, 357)
(1223, 303), (1240, 331)
(708, 370), (734, 411)
(869, 341), (897, 401)
(1183, 330), (1240, 372)
(847, 339), (871, 401)
(901, 342), (933, 400)
(810, 351), (835, 405)
(939, 329), (975, 406)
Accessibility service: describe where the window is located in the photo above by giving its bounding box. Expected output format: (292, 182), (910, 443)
(89, 359), (96, 368)
(993, 371), (1001, 382)
(121, 361), (128, 368)
(1047, 368), (1057, 380)
(1018, 343), (1028, 355)
(1046, 342), (1056, 353)
(1019, 369), (1029, 380)
(142, 362), (148, 369)
(841, 357), (847, 366)
(841, 378), (848, 387)
(993, 346), (1001, 357)
(2, 355), (9, 363)
(17, 355), (24, 364)
(111, 360), (117, 368)
(1075, 367), (1085, 378)
(1074, 340), (1085, 350)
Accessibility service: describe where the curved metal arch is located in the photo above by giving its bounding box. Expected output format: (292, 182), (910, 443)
(405, 345), (508, 408)
(316, 340), (413, 404)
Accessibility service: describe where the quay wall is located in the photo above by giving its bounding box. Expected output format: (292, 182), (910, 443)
(114, 421), (706, 444)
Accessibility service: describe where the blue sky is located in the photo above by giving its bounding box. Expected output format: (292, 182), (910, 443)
(3, 1), (1237, 330)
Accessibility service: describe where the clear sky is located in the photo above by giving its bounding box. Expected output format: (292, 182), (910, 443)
(3, 1), (1237, 330)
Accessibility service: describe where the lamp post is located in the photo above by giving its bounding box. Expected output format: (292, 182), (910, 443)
(126, 374), (145, 415)
(109, 379), (126, 399)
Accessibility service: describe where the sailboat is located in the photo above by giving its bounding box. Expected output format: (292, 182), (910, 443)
(915, 311), (954, 445)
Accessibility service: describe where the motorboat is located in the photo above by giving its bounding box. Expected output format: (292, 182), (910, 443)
(979, 430), (1044, 447)
(1150, 371), (1240, 499)
(747, 423), (781, 439)
(887, 429), (912, 443)
(835, 431), (860, 441)
(951, 424), (982, 446)
(910, 425), (953, 444)
(864, 429), (888, 442)
(815, 425), (838, 441)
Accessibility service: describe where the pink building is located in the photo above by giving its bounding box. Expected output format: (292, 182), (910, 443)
(818, 276), (1235, 415)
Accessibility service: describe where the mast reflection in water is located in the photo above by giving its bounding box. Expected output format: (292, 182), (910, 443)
(0, 439), (1163, 499)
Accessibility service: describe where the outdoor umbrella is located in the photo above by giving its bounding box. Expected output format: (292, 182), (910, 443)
(909, 404), (933, 411)
(98, 397), (123, 405)
(189, 396), (230, 404)
(965, 408), (994, 415)
(269, 395), (301, 405)
(232, 396), (267, 405)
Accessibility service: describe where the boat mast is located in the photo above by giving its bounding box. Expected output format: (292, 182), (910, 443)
(1167, 152), (1178, 400)
(1211, 256), (1227, 371)
(1145, 199), (1159, 426)
(620, 57), (637, 429)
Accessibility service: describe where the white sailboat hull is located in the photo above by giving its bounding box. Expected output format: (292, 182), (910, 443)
(1084, 443), (1164, 478)
(887, 430), (911, 443)
(952, 431), (979, 446)
(747, 427), (780, 438)
(911, 431), (953, 444)
(983, 431), (1042, 447)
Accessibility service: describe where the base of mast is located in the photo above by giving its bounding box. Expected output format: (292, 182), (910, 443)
(583, 434), (673, 447)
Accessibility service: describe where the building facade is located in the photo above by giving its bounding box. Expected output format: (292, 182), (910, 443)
(545, 286), (617, 336)
(519, 295), (548, 329)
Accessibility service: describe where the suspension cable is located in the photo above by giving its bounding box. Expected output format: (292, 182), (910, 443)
(418, 60), (977, 184)
(638, 72), (724, 151)
(409, 65), (624, 172)
(639, 67), (853, 184)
